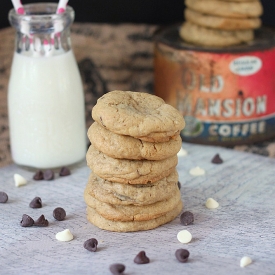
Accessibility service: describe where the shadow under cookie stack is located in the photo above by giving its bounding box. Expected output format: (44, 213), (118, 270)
(84, 90), (185, 232)
(180, 0), (263, 47)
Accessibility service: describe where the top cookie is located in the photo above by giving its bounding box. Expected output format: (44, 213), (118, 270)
(92, 91), (185, 143)
(213, 0), (258, 1)
(185, 0), (263, 18)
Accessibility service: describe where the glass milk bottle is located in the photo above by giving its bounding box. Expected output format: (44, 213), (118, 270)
(8, 3), (87, 169)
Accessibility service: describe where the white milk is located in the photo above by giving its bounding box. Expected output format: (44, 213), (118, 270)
(8, 50), (87, 169)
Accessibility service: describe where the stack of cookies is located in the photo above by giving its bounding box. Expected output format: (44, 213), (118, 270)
(180, 0), (263, 47)
(84, 90), (185, 232)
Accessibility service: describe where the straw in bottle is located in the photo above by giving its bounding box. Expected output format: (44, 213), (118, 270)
(56, 0), (69, 14)
(11, 0), (25, 15)
(51, 0), (69, 48)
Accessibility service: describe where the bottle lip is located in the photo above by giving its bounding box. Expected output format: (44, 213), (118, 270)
(9, 3), (74, 24)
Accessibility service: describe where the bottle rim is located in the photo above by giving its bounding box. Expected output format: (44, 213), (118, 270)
(9, 3), (74, 24)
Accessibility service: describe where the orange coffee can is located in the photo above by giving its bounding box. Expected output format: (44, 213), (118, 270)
(154, 25), (275, 146)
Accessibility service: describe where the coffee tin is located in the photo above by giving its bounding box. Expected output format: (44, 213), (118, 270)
(154, 25), (275, 146)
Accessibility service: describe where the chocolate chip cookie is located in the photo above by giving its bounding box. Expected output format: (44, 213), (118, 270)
(88, 122), (182, 160)
(84, 188), (182, 221)
(185, 0), (263, 18)
(92, 91), (185, 143)
(86, 145), (178, 184)
(185, 8), (261, 30)
(180, 21), (254, 47)
(84, 170), (179, 206)
(86, 200), (183, 232)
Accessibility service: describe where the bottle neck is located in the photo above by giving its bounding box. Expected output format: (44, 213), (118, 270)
(9, 3), (74, 57)
(14, 28), (72, 57)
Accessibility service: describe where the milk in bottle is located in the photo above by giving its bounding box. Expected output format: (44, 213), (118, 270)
(8, 3), (87, 169)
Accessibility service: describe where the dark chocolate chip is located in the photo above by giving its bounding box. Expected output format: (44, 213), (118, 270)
(0, 192), (8, 203)
(33, 170), (44, 181)
(211, 154), (223, 164)
(20, 214), (34, 227)
(59, 167), (71, 177)
(34, 215), (49, 227)
(175, 249), (190, 263)
(99, 116), (106, 127)
(43, 169), (54, 181)
(178, 181), (181, 189)
(83, 238), (98, 252)
(53, 207), (66, 221)
(109, 263), (125, 275)
(180, 211), (194, 226)
(134, 251), (150, 264)
(29, 197), (42, 208)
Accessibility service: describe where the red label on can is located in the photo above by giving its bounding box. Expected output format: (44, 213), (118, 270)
(154, 43), (275, 145)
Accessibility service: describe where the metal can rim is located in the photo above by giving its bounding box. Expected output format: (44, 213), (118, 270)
(154, 23), (275, 54)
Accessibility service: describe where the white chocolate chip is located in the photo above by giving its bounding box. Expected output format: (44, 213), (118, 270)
(189, 166), (205, 176)
(177, 230), (192, 244)
(177, 147), (188, 157)
(205, 198), (219, 209)
(14, 174), (27, 187)
(55, 229), (74, 242)
(240, 256), (252, 267)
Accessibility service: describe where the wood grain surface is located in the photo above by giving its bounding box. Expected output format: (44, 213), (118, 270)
(0, 143), (275, 274)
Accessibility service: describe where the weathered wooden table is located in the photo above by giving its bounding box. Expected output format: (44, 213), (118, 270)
(0, 142), (274, 274)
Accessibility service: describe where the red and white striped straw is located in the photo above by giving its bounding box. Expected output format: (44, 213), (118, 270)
(56, 0), (69, 14)
(11, 0), (25, 14)
(50, 0), (69, 45)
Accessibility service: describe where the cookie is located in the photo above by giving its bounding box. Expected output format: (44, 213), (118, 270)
(84, 188), (182, 221)
(179, 22), (254, 47)
(92, 90), (185, 143)
(86, 200), (183, 232)
(185, 8), (261, 30)
(214, 0), (258, 2)
(88, 122), (182, 160)
(185, 0), (263, 19)
(86, 145), (178, 184)
(84, 170), (179, 206)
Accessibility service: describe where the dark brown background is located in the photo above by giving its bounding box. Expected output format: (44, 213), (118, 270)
(1, 0), (275, 29)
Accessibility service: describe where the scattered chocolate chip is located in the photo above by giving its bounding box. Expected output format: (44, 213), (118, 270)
(43, 169), (54, 181)
(0, 192), (8, 203)
(59, 167), (71, 177)
(83, 238), (98, 252)
(189, 166), (205, 176)
(29, 197), (42, 208)
(180, 211), (194, 226)
(177, 229), (192, 244)
(109, 263), (125, 275)
(20, 214), (34, 227)
(53, 207), (66, 221)
(34, 215), (49, 227)
(205, 198), (219, 209)
(14, 173), (27, 187)
(33, 170), (44, 180)
(134, 251), (150, 264)
(211, 154), (223, 164)
(175, 249), (190, 263)
(178, 181), (181, 189)
(56, 229), (74, 242)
